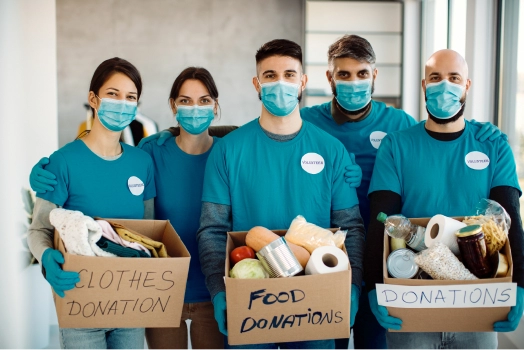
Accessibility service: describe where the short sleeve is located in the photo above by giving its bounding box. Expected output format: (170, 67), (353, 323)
(201, 142), (231, 205)
(37, 151), (69, 206)
(331, 145), (359, 210)
(368, 135), (402, 196)
(491, 140), (522, 196)
(143, 155), (156, 201)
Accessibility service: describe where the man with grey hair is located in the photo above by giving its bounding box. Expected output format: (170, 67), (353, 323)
(365, 48), (524, 348)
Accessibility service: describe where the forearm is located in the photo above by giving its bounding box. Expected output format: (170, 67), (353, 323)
(331, 205), (365, 291)
(27, 198), (58, 263)
(489, 186), (524, 288)
(143, 198), (155, 220)
(365, 190), (402, 293)
(196, 201), (232, 299)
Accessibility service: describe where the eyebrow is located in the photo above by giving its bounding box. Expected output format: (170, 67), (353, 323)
(178, 94), (211, 99)
(449, 72), (462, 76)
(429, 72), (440, 77)
(106, 87), (137, 94)
(262, 70), (276, 75)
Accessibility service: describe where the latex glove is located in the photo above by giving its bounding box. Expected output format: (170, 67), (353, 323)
(212, 291), (228, 336)
(344, 153), (362, 188)
(350, 285), (360, 327)
(494, 286), (524, 332)
(137, 130), (173, 148)
(470, 119), (508, 142)
(41, 248), (80, 298)
(29, 157), (57, 193)
(368, 289), (402, 330)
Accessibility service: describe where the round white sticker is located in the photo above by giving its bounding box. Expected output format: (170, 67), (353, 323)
(465, 151), (490, 170)
(301, 153), (325, 175)
(128, 176), (145, 196)
(370, 131), (387, 149)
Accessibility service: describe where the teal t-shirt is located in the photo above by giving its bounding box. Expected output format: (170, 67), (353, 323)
(141, 137), (218, 303)
(202, 118), (358, 231)
(301, 100), (416, 228)
(38, 140), (156, 219)
(369, 121), (521, 218)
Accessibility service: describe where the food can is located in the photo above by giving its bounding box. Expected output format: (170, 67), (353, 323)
(387, 248), (419, 279)
(256, 237), (303, 277)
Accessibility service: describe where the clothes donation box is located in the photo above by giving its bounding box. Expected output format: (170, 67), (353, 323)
(225, 229), (351, 346)
(52, 219), (190, 328)
(377, 217), (516, 332)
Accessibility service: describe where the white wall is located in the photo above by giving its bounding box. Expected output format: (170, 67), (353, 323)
(0, 0), (58, 347)
(56, 0), (304, 147)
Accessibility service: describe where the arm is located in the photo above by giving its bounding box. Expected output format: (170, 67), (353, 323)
(144, 198), (155, 220)
(27, 198), (58, 263)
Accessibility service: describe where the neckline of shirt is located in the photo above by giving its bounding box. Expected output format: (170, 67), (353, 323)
(255, 117), (307, 146)
(77, 139), (127, 163)
(328, 100), (378, 129)
(420, 120), (470, 144)
(171, 136), (216, 159)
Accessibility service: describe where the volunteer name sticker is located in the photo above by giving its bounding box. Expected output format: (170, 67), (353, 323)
(128, 176), (145, 195)
(465, 151), (490, 170)
(370, 131), (387, 149)
(301, 153), (325, 174)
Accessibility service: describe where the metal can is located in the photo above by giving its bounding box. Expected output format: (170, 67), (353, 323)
(256, 237), (303, 278)
(387, 248), (419, 279)
(455, 225), (493, 278)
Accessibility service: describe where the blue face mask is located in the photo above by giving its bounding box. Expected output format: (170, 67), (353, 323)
(259, 79), (300, 117)
(425, 80), (465, 119)
(334, 79), (372, 112)
(96, 97), (137, 132)
(176, 104), (214, 135)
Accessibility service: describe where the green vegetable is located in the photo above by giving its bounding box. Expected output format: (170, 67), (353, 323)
(230, 258), (269, 279)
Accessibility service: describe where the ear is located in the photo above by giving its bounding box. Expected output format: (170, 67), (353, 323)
(465, 78), (471, 93)
(373, 68), (378, 80)
(421, 79), (427, 94)
(169, 98), (177, 115)
(252, 76), (261, 93)
(214, 99), (219, 116)
(300, 74), (308, 92)
(88, 91), (99, 110)
(326, 70), (333, 84)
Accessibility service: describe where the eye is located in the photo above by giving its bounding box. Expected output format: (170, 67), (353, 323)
(107, 92), (117, 96)
(264, 73), (275, 79)
(359, 72), (369, 78)
(180, 99), (189, 104)
(127, 95), (137, 101)
(285, 72), (295, 78)
(201, 98), (212, 104)
(337, 72), (348, 79)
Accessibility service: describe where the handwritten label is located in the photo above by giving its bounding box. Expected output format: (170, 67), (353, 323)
(376, 283), (517, 308)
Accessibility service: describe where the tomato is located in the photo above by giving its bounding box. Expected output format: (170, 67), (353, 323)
(230, 246), (256, 265)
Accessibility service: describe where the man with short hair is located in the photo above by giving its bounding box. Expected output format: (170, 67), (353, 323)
(300, 34), (504, 349)
(197, 39), (366, 349)
(365, 49), (524, 349)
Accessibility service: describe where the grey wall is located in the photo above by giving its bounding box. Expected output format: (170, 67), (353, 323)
(57, 0), (304, 147)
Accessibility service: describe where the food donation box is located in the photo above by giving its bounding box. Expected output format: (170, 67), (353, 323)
(53, 219), (190, 328)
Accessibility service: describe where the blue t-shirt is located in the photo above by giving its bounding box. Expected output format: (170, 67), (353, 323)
(301, 100), (417, 228)
(141, 137), (218, 303)
(38, 140), (156, 219)
(202, 118), (358, 231)
(369, 121), (521, 218)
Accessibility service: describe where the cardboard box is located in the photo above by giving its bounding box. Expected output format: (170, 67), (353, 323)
(225, 229), (351, 346)
(53, 219), (190, 328)
(382, 217), (513, 332)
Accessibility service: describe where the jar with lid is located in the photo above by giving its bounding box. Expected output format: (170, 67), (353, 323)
(455, 225), (493, 278)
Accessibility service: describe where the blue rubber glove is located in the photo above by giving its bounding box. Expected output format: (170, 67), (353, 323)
(41, 248), (80, 298)
(137, 130), (173, 148)
(344, 153), (362, 188)
(350, 285), (360, 327)
(368, 289), (402, 330)
(212, 291), (228, 336)
(29, 157), (57, 194)
(470, 119), (508, 142)
(494, 286), (524, 332)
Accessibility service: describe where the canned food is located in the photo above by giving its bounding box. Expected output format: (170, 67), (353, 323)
(387, 248), (419, 279)
(256, 237), (303, 277)
(456, 225), (493, 278)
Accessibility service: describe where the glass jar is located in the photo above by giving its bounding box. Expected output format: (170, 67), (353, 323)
(455, 225), (493, 278)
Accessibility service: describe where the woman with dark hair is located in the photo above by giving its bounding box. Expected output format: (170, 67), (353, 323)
(27, 57), (156, 349)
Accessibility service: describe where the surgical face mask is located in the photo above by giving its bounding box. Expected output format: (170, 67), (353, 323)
(258, 79), (300, 117)
(176, 104), (214, 135)
(334, 79), (372, 112)
(425, 80), (465, 119)
(96, 96), (137, 132)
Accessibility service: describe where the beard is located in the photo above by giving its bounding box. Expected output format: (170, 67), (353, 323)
(331, 79), (374, 115)
(426, 95), (466, 125)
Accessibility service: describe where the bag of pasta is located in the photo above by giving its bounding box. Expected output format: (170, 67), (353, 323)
(463, 199), (510, 255)
(285, 215), (347, 254)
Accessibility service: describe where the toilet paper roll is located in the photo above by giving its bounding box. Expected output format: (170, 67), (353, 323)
(305, 246), (349, 275)
(424, 215), (466, 255)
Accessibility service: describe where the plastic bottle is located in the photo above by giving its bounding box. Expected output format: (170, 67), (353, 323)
(377, 212), (427, 252)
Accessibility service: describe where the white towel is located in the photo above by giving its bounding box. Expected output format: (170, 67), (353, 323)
(49, 208), (116, 257)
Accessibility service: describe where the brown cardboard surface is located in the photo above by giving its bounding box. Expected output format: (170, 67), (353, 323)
(53, 219), (190, 328)
(382, 217), (513, 332)
(225, 229), (351, 346)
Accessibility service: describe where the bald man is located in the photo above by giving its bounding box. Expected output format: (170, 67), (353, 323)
(363, 49), (524, 348)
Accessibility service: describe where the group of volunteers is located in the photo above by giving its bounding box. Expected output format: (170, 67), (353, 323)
(27, 34), (524, 350)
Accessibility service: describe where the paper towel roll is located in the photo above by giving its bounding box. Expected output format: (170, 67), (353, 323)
(305, 246), (349, 275)
(424, 215), (466, 255)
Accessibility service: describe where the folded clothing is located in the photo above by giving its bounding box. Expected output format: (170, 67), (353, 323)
(96, 237), (150, 258)
(105, 220), (169, 258)
(96, 220), (151, 256)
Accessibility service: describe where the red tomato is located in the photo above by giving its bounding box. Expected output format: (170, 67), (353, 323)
(230, 246), (256, 265)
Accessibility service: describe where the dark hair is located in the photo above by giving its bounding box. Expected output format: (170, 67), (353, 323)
(328, 35), (376, 68)
(255, 39), (303, 67)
